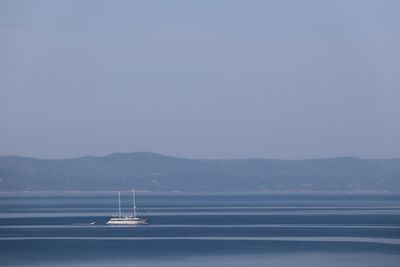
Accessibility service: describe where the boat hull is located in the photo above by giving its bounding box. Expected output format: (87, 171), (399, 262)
(106, 217), (148, 225)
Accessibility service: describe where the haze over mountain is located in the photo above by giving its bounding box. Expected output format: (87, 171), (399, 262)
(0, 152), (399, 192)
(2, 1), (400, 160)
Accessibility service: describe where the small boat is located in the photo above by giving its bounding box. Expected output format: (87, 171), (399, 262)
(73, 222), (96, 226)
(106, 189), (148, 225)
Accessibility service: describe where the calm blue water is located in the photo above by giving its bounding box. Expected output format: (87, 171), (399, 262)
(0, 193), (400, 266)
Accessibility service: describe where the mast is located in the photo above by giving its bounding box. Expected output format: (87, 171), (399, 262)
(133, 188), (137, 218)
(118, 191), (121, 218)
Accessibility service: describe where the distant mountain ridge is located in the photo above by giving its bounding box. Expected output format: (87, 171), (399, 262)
(0, 152), (399, 192)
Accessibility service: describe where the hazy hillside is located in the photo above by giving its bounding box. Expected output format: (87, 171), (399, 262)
(0, 152), (399, 192)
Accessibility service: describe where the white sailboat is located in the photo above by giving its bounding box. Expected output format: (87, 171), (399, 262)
(106, 189), (148, 225)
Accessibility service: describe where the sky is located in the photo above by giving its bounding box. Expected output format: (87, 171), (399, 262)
(0, 0), (399, 159)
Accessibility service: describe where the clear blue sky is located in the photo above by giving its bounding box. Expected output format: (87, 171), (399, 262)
(1, 0), (399, 159)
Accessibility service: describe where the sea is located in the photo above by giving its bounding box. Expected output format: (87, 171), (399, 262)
(0, 192), (400, 267)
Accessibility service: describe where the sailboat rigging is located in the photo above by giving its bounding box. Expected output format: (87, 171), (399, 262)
(106, 189), (148, 225)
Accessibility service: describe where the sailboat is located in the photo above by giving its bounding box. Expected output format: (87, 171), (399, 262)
(106, 189), (148, 225)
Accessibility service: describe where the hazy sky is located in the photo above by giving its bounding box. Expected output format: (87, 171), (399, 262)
(1, 0), (399, 159)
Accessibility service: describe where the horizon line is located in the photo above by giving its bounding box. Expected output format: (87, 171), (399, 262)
(0, 151), (399, 161)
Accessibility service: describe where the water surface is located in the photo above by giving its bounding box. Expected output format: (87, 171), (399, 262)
(0, 193), (399, 266)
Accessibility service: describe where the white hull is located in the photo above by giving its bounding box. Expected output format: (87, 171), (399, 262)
(106, 217), (148, 225)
